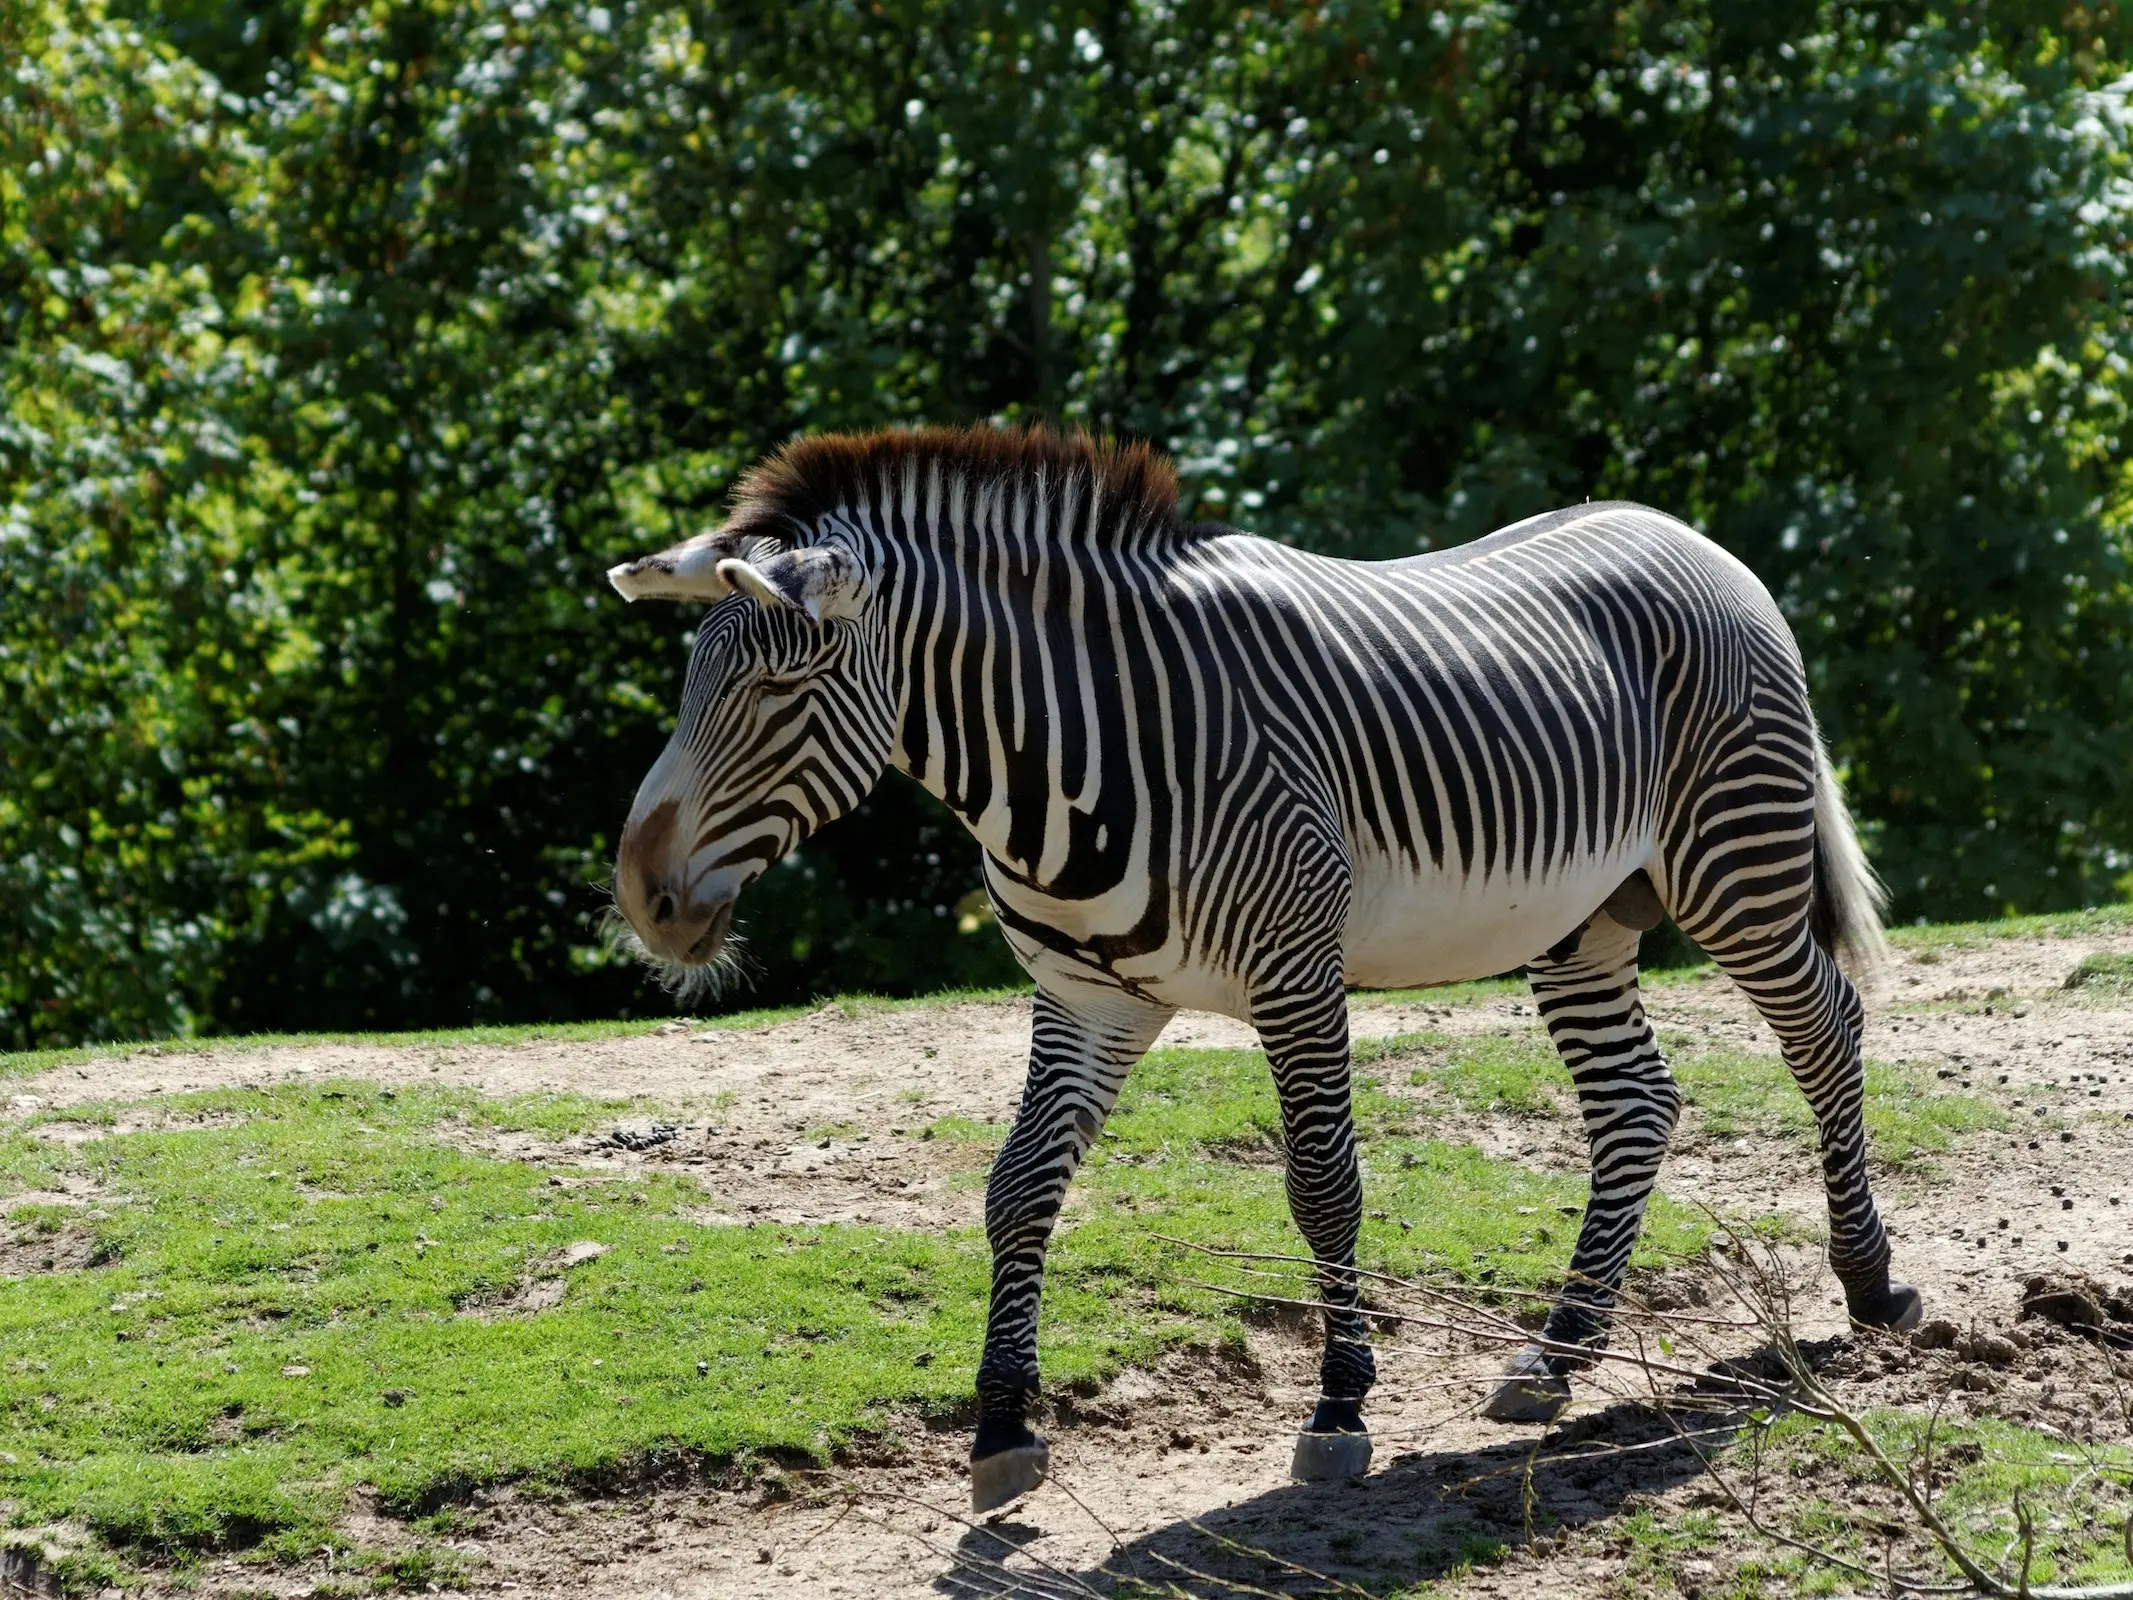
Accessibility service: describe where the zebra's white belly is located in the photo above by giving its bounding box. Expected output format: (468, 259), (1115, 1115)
(1340, 846), (1654, 989)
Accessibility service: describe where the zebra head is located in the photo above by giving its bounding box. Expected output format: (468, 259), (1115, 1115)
(605, 528), (890, 973)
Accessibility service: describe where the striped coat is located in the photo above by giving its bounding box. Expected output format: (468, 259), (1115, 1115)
(607, 428), (1917, 1510)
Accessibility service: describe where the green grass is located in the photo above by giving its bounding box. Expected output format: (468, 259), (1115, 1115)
(1082, 1043), (1710, 1290)
(1342, 1029), (2004, 1169)
(2060, 949), (2133, 1000)
(1888, 899), (2133, 954)
(0, 1042), (1710, 1567)
(0, 1086), (1002, 1553)
(1666, 1045), (2008, 1168)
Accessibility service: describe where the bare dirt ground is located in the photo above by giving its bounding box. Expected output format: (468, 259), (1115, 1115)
(9, 933), (2133, 1598)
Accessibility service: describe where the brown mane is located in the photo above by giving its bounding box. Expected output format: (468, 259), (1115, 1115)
(721, 425), (1183, 545)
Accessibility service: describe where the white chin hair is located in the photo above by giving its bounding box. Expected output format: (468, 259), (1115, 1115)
(597, 906), (756, 1008)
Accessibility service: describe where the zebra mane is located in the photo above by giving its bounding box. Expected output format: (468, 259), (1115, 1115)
(720, 425), (1184, 546)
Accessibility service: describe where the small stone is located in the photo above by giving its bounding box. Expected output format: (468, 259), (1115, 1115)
(281, 1364), (311, 1378)
(2062, 1198), (2075, 1210)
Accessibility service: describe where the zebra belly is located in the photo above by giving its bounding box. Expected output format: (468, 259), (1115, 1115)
(1340, 848), (1652, 989)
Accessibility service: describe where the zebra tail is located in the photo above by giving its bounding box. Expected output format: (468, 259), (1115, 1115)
(1809, 742), (1889, 982)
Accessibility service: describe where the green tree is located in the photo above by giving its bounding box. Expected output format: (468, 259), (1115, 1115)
(7, 0), (2133, 1048)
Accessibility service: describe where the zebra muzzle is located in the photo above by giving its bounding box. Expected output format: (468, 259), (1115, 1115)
(633, 892), (734, 966)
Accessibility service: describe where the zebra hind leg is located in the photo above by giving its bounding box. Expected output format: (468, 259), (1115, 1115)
(1706, 933), (1922, 1333)
(1485, 912), (1680, 1424)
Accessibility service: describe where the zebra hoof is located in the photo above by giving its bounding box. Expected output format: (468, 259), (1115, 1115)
(1848, 1277), (1924, 1335)
(1290, 1428), (1373, 1482)
(970, 1440), (1048, 1514)
(1482, 1344), (1573, 1424)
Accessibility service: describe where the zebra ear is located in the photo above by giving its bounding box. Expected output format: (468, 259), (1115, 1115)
(606, 530), (768, 603)
(715, 544), (871, 623)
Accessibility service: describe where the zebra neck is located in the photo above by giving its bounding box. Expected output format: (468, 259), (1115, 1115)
(857, 481), (1167, 889)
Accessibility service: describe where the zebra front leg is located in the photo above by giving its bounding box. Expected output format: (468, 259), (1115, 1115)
(1256, 970), (1377, 1481)
(971, 985), (1172, 1513)
(1486, 911), (1680, 1423)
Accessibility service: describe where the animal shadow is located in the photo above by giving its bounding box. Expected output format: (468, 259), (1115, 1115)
(934, 1383), (1767, 1597)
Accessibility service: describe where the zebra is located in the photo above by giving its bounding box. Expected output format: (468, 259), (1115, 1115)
(605, 426), (1922, 1513)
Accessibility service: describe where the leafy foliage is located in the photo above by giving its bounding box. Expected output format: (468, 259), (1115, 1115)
(6, 1), (2133, 1045)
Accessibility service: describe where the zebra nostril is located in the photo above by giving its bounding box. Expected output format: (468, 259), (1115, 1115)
(651, 891), (678, 926)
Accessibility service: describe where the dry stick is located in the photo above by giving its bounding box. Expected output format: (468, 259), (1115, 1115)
(1160, 1235), (1760, 1333)
(1713, 1224), (2133, 1600)
(848, 1487), (1112, 1600)
(1194, 1245), (1893, 1585)
(1789, 1336), (2133, 1598)
(1606, 1288), (1905, 1589)
(1138, 1549), (1294, 1600)
(1176, 1277), (1797, 1410)
(1587, 1273), (1982, 1596)
(1437, 1421), (1753, 1502)
(1170, 1518), (1387, 1599)
(1176, 1220), (2133, 1597)
(1043, 1470), (1129, 1577)
(1191, 1217), (2133, 1598)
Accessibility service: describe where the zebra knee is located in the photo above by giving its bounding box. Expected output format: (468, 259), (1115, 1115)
(983, 1170), (1066, 1254)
